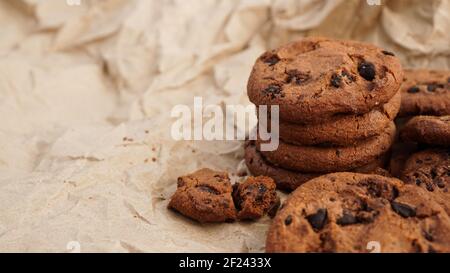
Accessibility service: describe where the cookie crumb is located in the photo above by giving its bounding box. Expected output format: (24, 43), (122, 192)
(407, 86), (420, 94)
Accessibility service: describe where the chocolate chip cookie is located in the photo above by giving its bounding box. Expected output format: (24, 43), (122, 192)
(266, 173), (450, 253)
(389, 142), (419, 178)
(248, 37), (404, 124)
(400, 116), (450, 147)
(274, 91), (400, 146)
(399, 69), (450, 117)
(245, 141), (388, 191)
(168, 168), (237, 223)
(233, 176), (280, 220)
(257, 122), (396, 173)
(401, 149), (450, 215)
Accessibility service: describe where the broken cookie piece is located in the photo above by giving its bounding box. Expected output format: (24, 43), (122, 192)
(233, 176), (280, 220)
(168, 168), (237, 223)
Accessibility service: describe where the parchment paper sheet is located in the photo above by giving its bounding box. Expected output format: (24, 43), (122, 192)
(0, 0), (448, 252)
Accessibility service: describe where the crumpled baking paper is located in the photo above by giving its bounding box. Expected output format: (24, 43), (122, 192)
(0, 0), (448, 252)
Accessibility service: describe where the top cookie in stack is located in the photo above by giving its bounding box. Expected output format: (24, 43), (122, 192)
(246, 37), (404, 191)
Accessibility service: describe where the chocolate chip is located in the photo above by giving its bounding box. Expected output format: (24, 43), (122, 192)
(427, 83), (444, 92)
(263, 84), (282, 99)
(427, 84), (437, 92)
(382, 50), (395, 56)
(425, 183), (434, 192)
(286, 70), (310, 85)
(431, 168), (437, 179)
(330, 73), (342, 88)
(177, 177), (186, 187)
(448, 77), (450, 83)
(337, 211), (358, 226)
(258, 184), (267, 194)
(197, 185), (220, 195)
(391, 201), (416, 218)
(416, 178), (422, 186)
(284, 215), (293, 225)
(392, 186), (400, 199)
(407, 86), (420, 93)
(306, 209), (328, 231)
(358, 61), (376, 81)
(263, 54), (280, 66)
(360, 201), (374, 212)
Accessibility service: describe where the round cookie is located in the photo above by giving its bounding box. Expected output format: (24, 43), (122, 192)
(245, 141), (388, 191)
(256, 122), (396, 173)
(266, 173), (450, 253)
(168, 169), (237, 223)
(399, 69), (450, 117)
(275, 91), (401, 146)
(401, 149), (450, 215)
(248, 37), (404, 124)
(400, 116), (450, 147)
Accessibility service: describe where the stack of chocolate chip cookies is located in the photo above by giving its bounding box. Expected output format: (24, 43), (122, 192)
(245, 37), (404, 191)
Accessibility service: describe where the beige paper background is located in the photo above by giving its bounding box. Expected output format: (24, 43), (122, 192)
(0, 0), (448, 252)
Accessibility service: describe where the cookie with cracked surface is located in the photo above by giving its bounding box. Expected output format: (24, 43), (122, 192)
(245, 141), (388, 191)
(247, 37), (403, 124)
(401, 149), (450, 215)
(232, 176), (280, 220)
(399, 69), (450, 117)
(274, 91), (401, 146)
(400, 116), (450, 147)
(266, 173), (450, 253)
(256, 122), (396, 173)
(168, 168), (237, 223)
